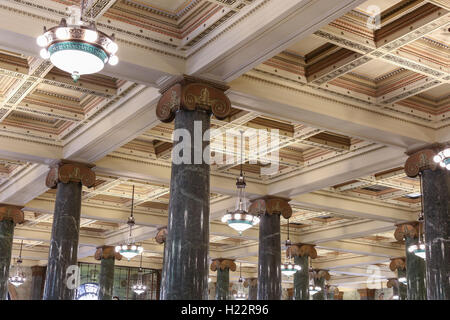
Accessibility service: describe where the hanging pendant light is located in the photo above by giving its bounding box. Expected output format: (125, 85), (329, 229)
(407, 173), (426, 260)
(233, 263), (247, 300)
(281, 219), (301, 277)
(433, 147), (450, 170)
(115, 185), (144, 260)
(9, 240), (26, 287)
(36, 2), (119, 82)
(132, 253), (147, 295)
(308, 267), (321, 295)
(222, 131), (259, 234)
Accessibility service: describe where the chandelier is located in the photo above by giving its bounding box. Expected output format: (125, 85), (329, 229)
(115, 185), (143, 260)
(132, 254), (147, 295)
(281, 219), (301, 277)
(222, 131), (259, 234)
(36, 2), (119, 82)
(407, 175), (426, 259)
(433, 147), (450, 170)
(233, 263), (247, 300)
(9, 240), (26, 287)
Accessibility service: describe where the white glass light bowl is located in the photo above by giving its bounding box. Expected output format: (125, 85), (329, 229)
(36, 25), (118, 81)
(408, 243), (426, 259)
(132, 284), (147, 295)
(9, 275), (26, 287)
(281, 263), (301, 277)
(433, 148), (450, 170)
(221, 212), (260, 234)
(309, 285), (322, 295)
(115, 244), (143, 260)
(234, 292), (247, 300)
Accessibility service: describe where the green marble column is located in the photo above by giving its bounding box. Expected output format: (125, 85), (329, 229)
(395, 223), (427, 299)
(404, 148), (449, 300)
(0, 205), (24, 300)
(43, 161), (96, 300)
(290, 244), (317, 300)
(30, 266), (47, 300)
(398, 269), (407, 300)
(249, 196), (292, 300)
(211, 259), (235, 300)
(95, 246), (121, 300)
(245, 278), (257, 300)
(157, 78), (231, 300)
(405, 236), (427, 299)
(312, 277), (326, 300)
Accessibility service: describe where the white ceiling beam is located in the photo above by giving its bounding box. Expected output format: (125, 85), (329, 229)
(316, 240), (404, 258)
(292, 191), (416, 223)
(314, 255), (390, 269)
(228, 76), (436, 149)
(186, 0), (367, 82)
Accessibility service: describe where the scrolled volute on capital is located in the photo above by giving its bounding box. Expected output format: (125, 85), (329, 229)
(46, 160), (96, 189)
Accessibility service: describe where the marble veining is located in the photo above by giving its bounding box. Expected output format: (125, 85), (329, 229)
(0, 220), (14, 300)
(293, 255), (309, 300)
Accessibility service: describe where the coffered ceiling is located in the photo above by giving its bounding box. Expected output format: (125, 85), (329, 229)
(0, 0), (447, 293)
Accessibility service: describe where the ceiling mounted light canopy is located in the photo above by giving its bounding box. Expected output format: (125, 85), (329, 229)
(115, 185), (144, 260)
(281, 219), (301, 277)
(222, 131), (259, 234)
(9, 240), (26, 287)
(433, 148), (450, 170)
(36, 3), (119, 82)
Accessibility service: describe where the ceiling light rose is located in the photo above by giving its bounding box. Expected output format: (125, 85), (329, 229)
(36, 5), (119, 82)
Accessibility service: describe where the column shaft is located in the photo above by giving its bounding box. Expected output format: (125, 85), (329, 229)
(43, 181), (82, 300)
(248, 281), (257, 300)
(215, 268), (230, 300)
(161, 109), (211, 300)
(293, 255), (309, 300)
(398, 269), (407, 300)
(422, 169), (450, 300)
(312, 277), (325, 300)
(257, 213), (281, 300)
(405, 236), (427, 300)
(0, 220), (14, 300)
(98, 258), (115, 300)
(30, 266), (46, 300)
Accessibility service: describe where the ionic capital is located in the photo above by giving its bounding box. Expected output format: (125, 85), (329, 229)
(156, 75), (231, 123)
(31, 266), (46, 277)
(243, 278), (257, 288)
(155, 226), (168, 244)
(46, 160), (96, 189)
(394, 222), (419, 241)
(248, 196), (292, 219)
(210, 258), (236, 272)
(389, 258), (406, 271)
(404, 144), (444, 177)
(0, 204), (24, 225)
(311, 269), (330, 280)
(386, 278), (399, 288)
(287, 244), (317, 259)
(94, 246), (122, 261)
